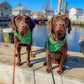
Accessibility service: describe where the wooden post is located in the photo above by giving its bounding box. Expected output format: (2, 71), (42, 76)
(57, 0), (62, 15)
(34, 42), (36, 47)
(64, 2), (67, 15)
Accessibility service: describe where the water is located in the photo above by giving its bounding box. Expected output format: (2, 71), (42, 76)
(0, 25), (84, 52)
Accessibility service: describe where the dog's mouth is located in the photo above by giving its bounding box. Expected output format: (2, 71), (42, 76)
(55, 32), (66, 40)
(18, 29), (29, 36)
(58, 33), (66, 40)
(57, 29), (66, 33)
(20, 32), (25, 36)
(18, 27), (29, 36)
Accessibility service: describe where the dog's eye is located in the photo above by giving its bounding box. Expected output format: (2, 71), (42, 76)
(64, 18), (69, 23)
(55, 17), (58, 19)
(64, 18), (69, 21)
(25, 20), (30, 24)
(55, 16), (59, 19)
(65, 18), (68, 21)
(26, 20), (28, 22)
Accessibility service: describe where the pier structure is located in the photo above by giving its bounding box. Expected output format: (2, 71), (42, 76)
(0, 43), (84, 84)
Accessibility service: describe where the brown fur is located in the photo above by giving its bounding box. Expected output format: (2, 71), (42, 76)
(9, 15), (35, 67)
(44, 15), (72, 74)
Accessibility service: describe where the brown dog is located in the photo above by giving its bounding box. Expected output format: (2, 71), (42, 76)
(9, 15), (35, 67)
(44, 15), (72, 74)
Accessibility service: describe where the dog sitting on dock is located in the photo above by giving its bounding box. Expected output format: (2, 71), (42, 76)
(43, 15), (72, 74)
(9, 15), (35, 67)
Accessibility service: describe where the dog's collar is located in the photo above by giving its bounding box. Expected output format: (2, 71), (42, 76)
(46, 35), (65, 52)
(15, 29), (31, 45)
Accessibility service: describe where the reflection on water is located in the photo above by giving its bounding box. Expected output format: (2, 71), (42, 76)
(0, 25), (84, 52)
(66, 26), (84, 52)
(32, 25), (49, 47)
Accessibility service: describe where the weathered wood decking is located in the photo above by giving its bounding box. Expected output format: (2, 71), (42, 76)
(0, 42), (84, 84)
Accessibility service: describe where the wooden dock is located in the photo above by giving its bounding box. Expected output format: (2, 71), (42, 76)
(0, 42), (84, 84)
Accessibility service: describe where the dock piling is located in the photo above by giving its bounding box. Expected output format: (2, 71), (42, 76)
(34, 42), (36, 47)
(57, 0), (62, 15)
(64, 2), (67, 15)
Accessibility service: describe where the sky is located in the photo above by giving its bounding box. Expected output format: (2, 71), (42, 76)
(0, 0), (84, 12)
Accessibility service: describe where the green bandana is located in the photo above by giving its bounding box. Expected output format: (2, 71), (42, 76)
(15, 29), (31, 45)
(46, 36), (65, 52)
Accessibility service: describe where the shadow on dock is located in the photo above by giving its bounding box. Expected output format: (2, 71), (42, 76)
(62, 54), (84, 74)
(20, 48), (46, 66)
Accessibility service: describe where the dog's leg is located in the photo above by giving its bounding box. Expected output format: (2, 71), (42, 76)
(46, 50), (51, 73)
(16, 46), (21, 66)
(57, 55), (67, 74)
(57, 62), (63, 74)
(26, 46), (31, 67)
(63, 55), (68, 70)
(30, 47), (34, 58)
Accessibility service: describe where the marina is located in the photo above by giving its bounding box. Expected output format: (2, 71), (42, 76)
(0, 0), (84, 84)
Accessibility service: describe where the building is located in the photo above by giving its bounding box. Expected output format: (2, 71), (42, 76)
(55, 9), (69, 17)
(42, 9), (54, 17)
(0, 1), (12, 17)
(69, 8), (83, 20)
(31, 11), (42, 19)
(77, 15), (84, 21)
(12, 7), (31, 16)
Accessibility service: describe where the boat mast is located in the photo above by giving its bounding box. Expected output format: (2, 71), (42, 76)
(50, 0), (52, 16)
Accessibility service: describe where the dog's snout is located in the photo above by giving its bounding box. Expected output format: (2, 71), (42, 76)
(22, 25), (25, 28)
(59, 23), (64, 27)
(58, 22), (65, 27)
(56, 20), (66, 33)
(21, 22), (26, 28)
(57, 21), (65, 27)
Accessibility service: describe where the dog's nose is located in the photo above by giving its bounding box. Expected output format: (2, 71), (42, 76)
(58, 23), (65, 27)
(59, 23), (64, 27)
(22, 25), (25, 28)
(58, 21), (65, 27)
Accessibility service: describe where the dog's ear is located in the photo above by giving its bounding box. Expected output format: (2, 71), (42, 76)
(47, 17), (54, 33)
(9, 16), (17, 31)
(30, 19), (35, 31)
(68, 19), (72, 34)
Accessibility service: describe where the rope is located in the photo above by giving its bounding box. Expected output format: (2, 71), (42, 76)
(49, 54), (56, 84)
(13, 44), (16, 84)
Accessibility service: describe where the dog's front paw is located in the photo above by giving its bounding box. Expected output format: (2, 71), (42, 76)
(16, 62), (21, 66)
(46, 68), (51, 73)
(57, 68), (62, 74)
(27, 63), (31, 67)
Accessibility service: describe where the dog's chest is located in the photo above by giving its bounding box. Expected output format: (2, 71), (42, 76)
(50, 42), (68, 59)
(50, 51), (62, 59)
(14, 35), (28, 46)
